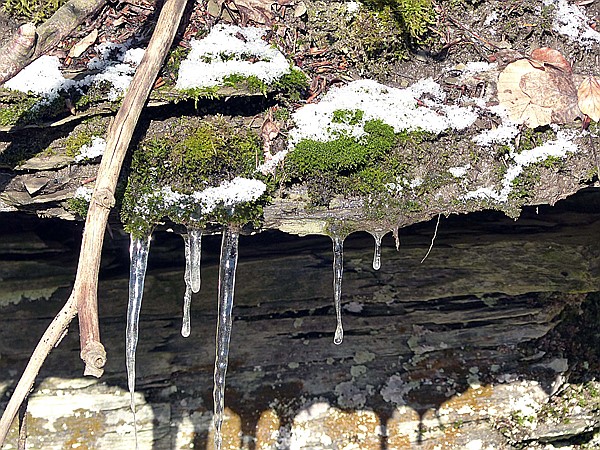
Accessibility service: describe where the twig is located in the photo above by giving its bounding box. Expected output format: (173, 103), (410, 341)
(17, 395), (28, 450)
(0, 0), (188, 444)
(421, 214), (441, 263)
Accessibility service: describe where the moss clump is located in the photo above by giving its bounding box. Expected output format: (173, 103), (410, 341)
(285, 118), (430, 205)
(121, 117), (267, 237)
(223, 74), (268, 95)
(0, 90), (66, 127)
(3, 0), (65, 23)
(287, 119), (396, 177)
(271, 68), (309, 101)
(66, 196), (90, 219)
(362, 0), (436, 38)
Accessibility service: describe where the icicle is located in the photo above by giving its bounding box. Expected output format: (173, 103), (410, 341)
(181, 233), (192, 338)
(181, 228), (201, 337)
(213, 227), (240, 450)
(332, 234), (344, 345)
(369, 231), (387, 271)
(189, 228), (202, 293)
(392, 226), (401, 251)
(126, 233), (151, 447)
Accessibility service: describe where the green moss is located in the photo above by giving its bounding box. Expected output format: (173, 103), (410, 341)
(287, 119), (396, 178)
(283, 119), (445, 209)
(3, 0), (65, 23)
(271, 68), (309, 101)
(361, 0), (435, 38)
(59, 117), (107, 157)
(66, 196), (90, 219)
(222, 73), (268, 94)
(332, 109), (364, 125)
(0, 91), (66, 127)
(121, 117), (267, 237)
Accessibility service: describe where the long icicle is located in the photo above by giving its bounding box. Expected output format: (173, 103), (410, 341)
(369, 231), (387, 271)
(126, 233), (151, 448)
(181, 233), (192, 337)
(189, 228), (202, 293)
(332, 235), (344, 345)
(213, 226), (240, 450)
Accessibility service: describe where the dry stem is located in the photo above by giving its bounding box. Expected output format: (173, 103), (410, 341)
(0, 0), (188, 443)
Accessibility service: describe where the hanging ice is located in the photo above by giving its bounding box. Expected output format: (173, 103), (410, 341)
(189, 228), (202, 293)
(181, 234), (191, 338)
(126, 233), (151, 446)
(369, 231), (387, 271)
(332, 235), (344, 345)
(181, 228), (201, 337)
(213, 227), (240, 450)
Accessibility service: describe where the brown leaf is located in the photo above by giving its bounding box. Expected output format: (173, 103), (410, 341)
(227, 0), (293, 24)
(530, 47), (572, 73)
(68, 29), (98, 59)
(577, 76), (600, 122)
(497, 59), (553, 127)
(497, 58), (579, 128)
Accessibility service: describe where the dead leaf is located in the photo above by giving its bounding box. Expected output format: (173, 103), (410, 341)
(220, 0), (294, 24)
(497, 57), (579, 128)
(577, 76), (600, 122)
(530, 47), (572, 73)
(68, 29), (98, 59)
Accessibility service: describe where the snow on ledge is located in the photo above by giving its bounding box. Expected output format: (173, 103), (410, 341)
(138, 177), (267, 218)
(176, 24), (291, 90)
(464, 129), (579, 203)
(288, 78), (478, 146)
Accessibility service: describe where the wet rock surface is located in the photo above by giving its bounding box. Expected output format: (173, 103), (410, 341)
(1, 189), (600, 448)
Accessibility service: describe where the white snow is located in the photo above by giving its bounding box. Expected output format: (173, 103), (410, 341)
(74, 186), (93, 202)
(464, 129), (578, 202)
(74, 136), (106, 162)
(5, 55), (66, 98)
(176, 24), (291, 90)
(346, 1), (360, 14)
(544, 0), (600, 46)
(289, 79), (478, 146)
(137, 177), (266, 218)
(82, 44), (145, 100)
(5, 42), (145, 102)
(473, 105), (520, 147)
(191, 177), (266, 213)
(448, 164), (470, 178)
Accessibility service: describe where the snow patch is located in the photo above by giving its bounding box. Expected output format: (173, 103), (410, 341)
(136, 177), (266, 218)
(74, 186), (94, 202)
(448, 164), (470, 178)
(5, 42), (145, 101)
(176, 24), (291, 90)
(5, 55), (65, 99)
(74, 137), (106, 162)
(544, 0), (600, 46)
(464, 129), (578, 202)
(289, 79), (478, 146)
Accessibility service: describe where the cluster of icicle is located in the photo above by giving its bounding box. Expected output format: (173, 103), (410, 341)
(125, 227), (391, 449)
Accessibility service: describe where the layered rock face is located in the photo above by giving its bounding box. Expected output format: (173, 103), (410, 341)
(1, 190), (600, 449)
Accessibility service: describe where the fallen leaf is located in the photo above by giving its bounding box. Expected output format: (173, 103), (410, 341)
(222, 0), (294, 24)
(68, 29), (98, 59)
(497, 57), (579, 128)
(577, 76), (600, 122)
(498, 59), (553, 127)
(530, 47), (572, 73)
(520, 66), (579, 123)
